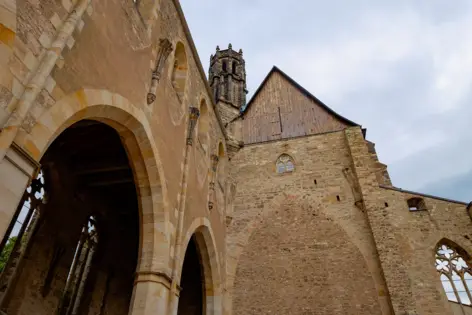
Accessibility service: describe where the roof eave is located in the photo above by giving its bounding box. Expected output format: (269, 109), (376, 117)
(242, 66), (360, 128)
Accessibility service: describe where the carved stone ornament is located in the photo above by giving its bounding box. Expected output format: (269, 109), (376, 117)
(208, 201), (214, 210)
(186, 107), (200, 145)
(21, 113), (36, 134)
(225, 215), (233, 227)
(147, 38), (173, 105)
(209, 182), (215, 191)
(146, 92), (156, 105)
(211, 154), (219, 172)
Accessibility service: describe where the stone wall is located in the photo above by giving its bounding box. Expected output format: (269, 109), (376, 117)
(4, 160), (137, 315)
(344, 126), (471, 315)
(375, 186), (471, 315)
(227, 130), (392, 315)
(216, 101), (240, 125)
(0, 0), (227, 313)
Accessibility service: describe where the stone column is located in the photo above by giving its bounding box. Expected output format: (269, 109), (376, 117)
(129, 272), (172, 315)
(168, 107), (199, 313)
(344, 126), (417, 315)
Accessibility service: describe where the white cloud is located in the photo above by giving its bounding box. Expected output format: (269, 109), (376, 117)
(181, 0), (472, 199)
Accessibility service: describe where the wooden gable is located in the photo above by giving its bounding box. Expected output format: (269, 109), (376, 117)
(242, 67), (358, 144)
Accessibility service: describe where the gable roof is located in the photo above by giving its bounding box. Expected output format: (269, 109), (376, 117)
(242, 66), (360, 127)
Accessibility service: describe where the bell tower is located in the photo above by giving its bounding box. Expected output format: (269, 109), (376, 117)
(209, 44), (248, 125)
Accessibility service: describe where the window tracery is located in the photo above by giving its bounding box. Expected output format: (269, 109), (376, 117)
(0, 170), (45, 303)
(276, 154), (295, 174)
(436, 243), (472, 305)
(0, 171), (45, 273)
(58, 215), (99, 315)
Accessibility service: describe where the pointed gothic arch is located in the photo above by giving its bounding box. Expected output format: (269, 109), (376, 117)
(435, 239), (472, 306)
(172, 42), (188, 102)
(133, 0), (160, 29)
(216, 142), (225, 187)
(198, 99), (210, 153)
(217, 142), (225, 158)
(5, 89), (171, 314)
(178, 218), (222, 315)
(276, 154), (295, 174)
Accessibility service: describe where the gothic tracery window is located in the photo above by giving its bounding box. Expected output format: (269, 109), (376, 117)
(436, 243), (472, 305)
(276, 154), (295, 174)
(0, 170), (45, 275)
(58, 215), (99, 315)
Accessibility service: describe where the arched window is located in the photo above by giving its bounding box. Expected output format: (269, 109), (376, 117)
(58, 215), (99, 315)
(216, 142), (225, 183)
(218, 142), (225, 158)
(198, 99), (210, 153)
(0, 170), (45, 275)
(222, 61), (227, 72)
(276, 154), (295, 174)
(171, 42), (188, 102)
(436, 242), (472, 305)
(407, 197), (426, 211)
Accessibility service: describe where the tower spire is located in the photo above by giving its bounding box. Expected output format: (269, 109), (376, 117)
(208, 44), (248, 124)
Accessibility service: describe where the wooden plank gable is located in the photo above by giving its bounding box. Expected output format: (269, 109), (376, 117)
(242, 67), (358, 144)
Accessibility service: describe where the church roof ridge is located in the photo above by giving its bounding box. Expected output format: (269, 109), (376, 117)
(242, 66), (360, 127)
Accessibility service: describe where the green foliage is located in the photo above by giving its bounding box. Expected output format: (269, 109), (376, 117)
(0, 237), (18, 272)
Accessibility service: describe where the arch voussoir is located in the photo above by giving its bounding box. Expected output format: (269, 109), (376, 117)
(20, 88), (170, 276)
(179, 217), (222, 315)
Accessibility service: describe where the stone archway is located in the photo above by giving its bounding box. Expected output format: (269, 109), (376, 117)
(0, 120), (144, 314)
(178, 218), (222, 315)
(9, 89), (171, 314)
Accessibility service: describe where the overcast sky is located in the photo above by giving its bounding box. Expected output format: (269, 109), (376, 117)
(180, 0), (472, 203)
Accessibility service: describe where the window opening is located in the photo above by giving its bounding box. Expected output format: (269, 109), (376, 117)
(222, 61), (227, 72)
(0, 170), (45, 301)
(436, 243), (472, 305)
(171, 42), (188, 102)
(276, 154), (295, 174)
(232, 62), (236, 74)
(58, 215), (99, 315)
(407, 197), (426, 211)
(198, 101), (210, 153)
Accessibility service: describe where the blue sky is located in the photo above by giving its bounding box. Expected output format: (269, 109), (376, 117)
(180, 0), (472, 202)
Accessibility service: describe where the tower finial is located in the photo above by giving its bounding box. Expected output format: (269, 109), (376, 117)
(239, 49), (243, 55)
(228, 43), (232, 49)
(216, 45), (220, 51)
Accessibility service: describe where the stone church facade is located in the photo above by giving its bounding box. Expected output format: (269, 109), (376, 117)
(0, 0), (470, 314)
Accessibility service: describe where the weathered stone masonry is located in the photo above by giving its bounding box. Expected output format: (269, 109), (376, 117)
(0, 1), (471, 315)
